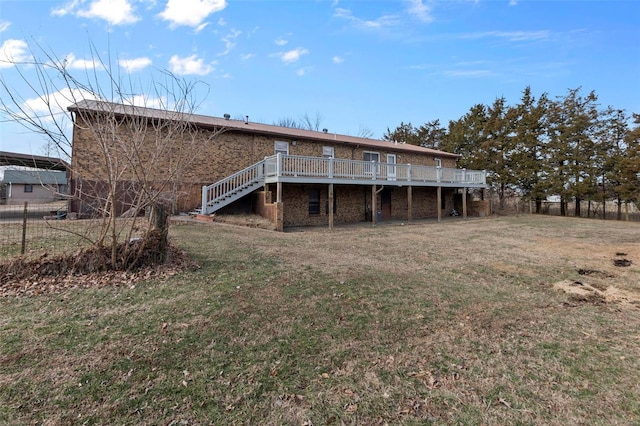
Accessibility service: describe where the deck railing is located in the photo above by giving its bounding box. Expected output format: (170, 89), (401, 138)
(264, 154), (486, 185)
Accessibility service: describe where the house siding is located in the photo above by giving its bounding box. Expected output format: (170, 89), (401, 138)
(71, 113), (458, 214)
(4, 183), (63, 205)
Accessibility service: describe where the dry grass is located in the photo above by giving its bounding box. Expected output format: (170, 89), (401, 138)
(1, 215), (639, 424)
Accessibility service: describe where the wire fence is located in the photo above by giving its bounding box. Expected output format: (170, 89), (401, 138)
(492, 195), (640, 222)
(0, 201), (149, 261)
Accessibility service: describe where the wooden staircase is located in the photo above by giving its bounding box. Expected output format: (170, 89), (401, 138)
(200, 160), (265, 215)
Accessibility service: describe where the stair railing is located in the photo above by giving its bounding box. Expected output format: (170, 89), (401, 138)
(201, 160), (265, 214)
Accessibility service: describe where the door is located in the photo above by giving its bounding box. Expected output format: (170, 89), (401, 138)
(363, 151), (380, 175)
(387, 154), (396, 181)
(381, 189), (392, 221)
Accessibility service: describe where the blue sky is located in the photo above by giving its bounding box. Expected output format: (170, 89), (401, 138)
(1, 0), (639, 156)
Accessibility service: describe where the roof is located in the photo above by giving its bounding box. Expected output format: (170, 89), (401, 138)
(68, 100), (461, 159)
(0, 168), (68, 185)
(0, 151), (69, 171)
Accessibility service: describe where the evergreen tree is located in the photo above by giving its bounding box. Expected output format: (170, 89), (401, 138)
(617, 113), (640, 208)
(510, 87), (550, 212)
(545, 88), (600, 216)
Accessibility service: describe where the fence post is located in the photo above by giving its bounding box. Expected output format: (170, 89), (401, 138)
(201, 186), (208, 214)
(21, 202), (28, 255)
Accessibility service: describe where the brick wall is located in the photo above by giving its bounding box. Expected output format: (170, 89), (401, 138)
(274, 183), (453, 228)
(71, 112), (461, 215)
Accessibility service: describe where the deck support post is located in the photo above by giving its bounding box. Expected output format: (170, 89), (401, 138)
(371, 184), (377, 226)
(437, 186), (442, 222)
(276, 182), (282, 203)
(462, 187), (467, 219)
(407, 186), (412, 222)
(328, 183), (334, 230)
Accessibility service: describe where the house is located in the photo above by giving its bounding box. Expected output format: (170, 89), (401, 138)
(67, 100), (488, 230)
(0, 167), (68, 205)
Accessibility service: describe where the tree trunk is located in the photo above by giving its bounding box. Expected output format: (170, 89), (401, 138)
(536, 198), (542, 214)
(149, 203), (169, 263)
(574, 197), (581, 217)
(560, 196), (566, 216)
(617, 201), (622, 221)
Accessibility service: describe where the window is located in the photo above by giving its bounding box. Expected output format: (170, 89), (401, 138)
(434, 158), (442, 168)
(308, 189), (320, 215)
(322, 146), (334, 158)
(363, 151), (380, 174)
(274, 141), (289, 155)
(24, 184), (33, 193)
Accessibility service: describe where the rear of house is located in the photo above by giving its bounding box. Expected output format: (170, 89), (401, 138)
(68, 100), (488, 230)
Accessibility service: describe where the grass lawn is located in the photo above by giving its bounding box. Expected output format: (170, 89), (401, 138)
(1, 215), (639, 424)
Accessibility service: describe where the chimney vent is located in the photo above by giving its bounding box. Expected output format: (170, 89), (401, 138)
(322, 128), (328, 133)
(245, 115), (249, 124)
(224, 113), (230, 120)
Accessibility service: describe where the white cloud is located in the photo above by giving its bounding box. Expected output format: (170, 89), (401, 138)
(442, 69), (495, 78)
(159, 0), (227, 28)
(460, 30), (550, 42)
(218, 17), (227, 26)
(51, 0), (81, 17)
(119, 57), (153, 72)
(168, 54), (214, 75)
(278, 47), (309, 64)
(123, 94), (167, 109)
(406, 0), (433, 23)
(509, 0), (518, 5)
(0, 39), (30, 68)
(195, 23), (210, 33)
(75, 0), (140, 25)
(0, 20), (10, 32)
(23, 88), (99, 119)
(332, 56), (344, 64)
(63, 53), (100, 70)
(296, 67), (312, 76)
(220, 29), (241, 56)
(240, 53), (254, 61)
(275, 37), (288, 46)
(333, 8), (399, 30)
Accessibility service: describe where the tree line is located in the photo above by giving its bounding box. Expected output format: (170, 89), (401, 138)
(383, 86), (640, 218)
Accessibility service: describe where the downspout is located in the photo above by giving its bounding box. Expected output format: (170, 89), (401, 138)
(8, 182), (11, 198)
(376, 185), (385, 194)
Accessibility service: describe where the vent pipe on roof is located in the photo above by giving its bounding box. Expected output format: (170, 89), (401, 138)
(224, 113), (230, 120)
(245, 115), (249, 124)
(322, 128), (328, 133)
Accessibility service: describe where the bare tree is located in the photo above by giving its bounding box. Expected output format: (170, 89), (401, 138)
(356, 125), (374, 139)
(275, 112), (324, 131)
(0, 40), (224, 270)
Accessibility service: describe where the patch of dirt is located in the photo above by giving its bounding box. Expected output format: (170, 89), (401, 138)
(212, 214), (276, 230)
(613, 258), (632, 267)
(553, 280), (640, 308)
(576, 268), (615, 279)
(0, 245), (199, 297)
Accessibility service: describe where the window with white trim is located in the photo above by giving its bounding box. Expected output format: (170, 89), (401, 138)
(274, 141), (289, 155)
(363, 151), (380, 174)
